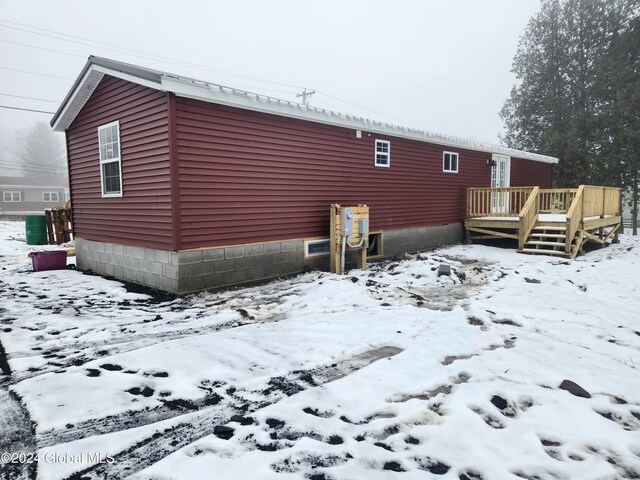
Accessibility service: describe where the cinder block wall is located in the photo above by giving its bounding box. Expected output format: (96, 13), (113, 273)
(76, 222), (463, 293)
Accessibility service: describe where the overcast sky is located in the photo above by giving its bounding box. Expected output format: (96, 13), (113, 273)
(0, 0), (541, 148)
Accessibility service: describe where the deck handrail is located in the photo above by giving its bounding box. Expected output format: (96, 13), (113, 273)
(565, 185), (584, 254)
(518, 186), (539, 250)
(565, 185), (621, 254)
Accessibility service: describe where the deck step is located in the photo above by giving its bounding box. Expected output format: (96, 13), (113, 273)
(526, 241), (565, 247)
(532, 226), (566, 232)
(520, 248), (570, 256)
(529, 233), (566, 239)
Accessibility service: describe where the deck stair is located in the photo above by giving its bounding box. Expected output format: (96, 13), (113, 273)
(520, 223), (572, 257)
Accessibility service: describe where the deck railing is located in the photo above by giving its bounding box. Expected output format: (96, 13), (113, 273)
(467, 186), (535, 217)
(539, 189), (577, 213)
(519, 187), (539, 250)
(565, 185), (621, 254)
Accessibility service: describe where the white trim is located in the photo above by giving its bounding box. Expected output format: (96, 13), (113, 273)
(51, 67), (105, 132)
(160, 76), (558, 164)
(442, 151), (459, 173)
(0, 185), (68, 190)
(42, 192), (60, 202)
(98, 121), (123, 197)
(304, 238), (331, 257)
(374, 139), (390, 168)
(3, 191), (22, 202)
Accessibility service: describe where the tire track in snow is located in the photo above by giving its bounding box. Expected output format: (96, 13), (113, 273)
(0, 340), (37, 480)
(61, 346), (403, 480)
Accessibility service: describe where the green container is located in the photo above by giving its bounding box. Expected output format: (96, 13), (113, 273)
(25, 215), (47, 245)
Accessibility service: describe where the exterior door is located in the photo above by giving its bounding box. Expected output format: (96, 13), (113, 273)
(491, 154), (510, 213)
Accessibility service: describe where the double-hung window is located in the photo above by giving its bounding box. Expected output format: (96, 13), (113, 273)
(374, 140), (390, 167)
(98, 121), (122, 197)
(443, 151), (459, 173)
(43, 192), (59, 202)
(3, 192), (21, 202)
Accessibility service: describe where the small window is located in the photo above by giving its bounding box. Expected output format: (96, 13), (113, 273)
(98, 121), (122, 197)
(43, 192), (60, 202)
(3, 192), (21, 202)
(443, 151), (459, 173)
(305, 238), (331, 257)
(374, 140), (390, 167)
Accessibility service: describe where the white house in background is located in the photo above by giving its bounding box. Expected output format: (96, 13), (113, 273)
(0, 176), (69, 217)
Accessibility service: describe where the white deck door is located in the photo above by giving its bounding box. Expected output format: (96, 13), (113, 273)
(491, 154), (510, 213)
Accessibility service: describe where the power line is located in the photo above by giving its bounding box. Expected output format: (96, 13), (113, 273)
(0, 18), (306, 90)
(0, 38), (85, 58)
(0, 66), (72, 81)
(0, 160), (66, 173)
(0, 105), (56, 114)
(0, 93), (59, 103)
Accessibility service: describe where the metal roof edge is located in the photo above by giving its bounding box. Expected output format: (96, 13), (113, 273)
(51, 57), (558, 164)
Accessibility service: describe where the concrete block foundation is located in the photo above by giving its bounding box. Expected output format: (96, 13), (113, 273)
(76, 222), (463, 293)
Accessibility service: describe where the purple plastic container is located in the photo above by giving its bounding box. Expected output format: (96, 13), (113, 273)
(31, 251), (68, 272)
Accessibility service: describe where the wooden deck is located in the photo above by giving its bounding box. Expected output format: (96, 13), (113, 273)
(465, 185), (621, 259)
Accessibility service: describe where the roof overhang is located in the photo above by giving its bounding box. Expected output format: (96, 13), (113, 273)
(51, 56), (559, 164)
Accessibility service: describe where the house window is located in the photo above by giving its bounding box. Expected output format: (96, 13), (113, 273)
(98, 121), (122, 197)
(374, 140), (390, 167)
(43, 192), (60, 203)
(305, 238), (331, 257)
(3, 192), (21, 202)
(443, 151), (459, 173)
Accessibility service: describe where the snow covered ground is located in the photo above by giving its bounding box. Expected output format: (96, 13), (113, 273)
(1, 219), (639, 480)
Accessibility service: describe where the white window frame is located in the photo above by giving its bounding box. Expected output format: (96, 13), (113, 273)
(98, 120), (123, 197)
(43, 192), (60, 203)
(374, 139), (390, 168)
(3, 191), (21, 202)
(443, 151), (459, 173)
(304, 238), (331, 258)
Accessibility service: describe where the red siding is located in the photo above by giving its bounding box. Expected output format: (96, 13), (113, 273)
(510, 157), (553, 188)
(175, 98), (496, 249)
(67, 76), (173, 249)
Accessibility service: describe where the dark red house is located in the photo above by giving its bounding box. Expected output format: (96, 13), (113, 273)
(51, 56), (557, 292)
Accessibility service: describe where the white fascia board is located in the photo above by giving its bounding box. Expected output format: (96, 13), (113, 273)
(52, 67), (104, 132)
(161, 76), (558, 165)
(52, 65), (163, 132)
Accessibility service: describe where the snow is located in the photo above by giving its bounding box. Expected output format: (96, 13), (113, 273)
(1, 219), (639, 479)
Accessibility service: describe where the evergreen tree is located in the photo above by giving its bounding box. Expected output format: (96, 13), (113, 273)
(596, 14), (640, 232)
(500, 0), (637, 187)
(20, 121), (66, 177)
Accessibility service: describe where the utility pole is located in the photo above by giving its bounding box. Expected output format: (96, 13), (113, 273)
(296, 88), (315, 106)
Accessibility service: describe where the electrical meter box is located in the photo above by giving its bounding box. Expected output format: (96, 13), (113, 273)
(341, 208), (354, 236)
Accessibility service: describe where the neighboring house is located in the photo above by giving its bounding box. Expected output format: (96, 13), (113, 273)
(51, 56), (558, 293)
(0, 176), (69, 217)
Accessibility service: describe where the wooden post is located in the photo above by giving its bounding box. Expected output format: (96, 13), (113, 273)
(329, 204), (368, 274)
(329, 204), (339, 274)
